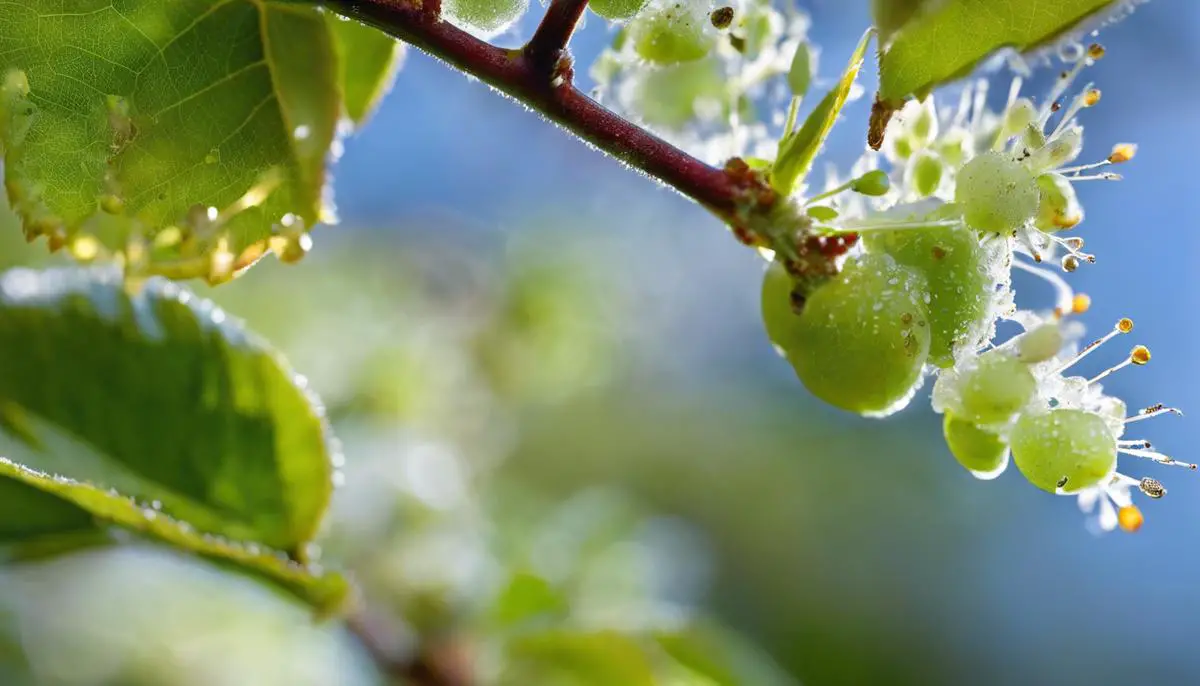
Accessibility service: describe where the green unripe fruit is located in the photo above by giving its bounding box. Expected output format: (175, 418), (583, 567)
(634, 58), (725, 128)
(760, 260), (803, 354)
(955, 152), (1039, 232)
(1016, 323), (1064, 364)
(590, 0), (650, 20)
(631, 6), (712, 64)
(937, 130), (970, 168)
(908, 151), (943, 197)
(956, 351), (1037, 424)
(1034, 173), (1082, 232)
(1010, 409), (1117, 494)
(944, 414), (1008, 479)
(909, 98), (937, 147)
(785, 254), (931, 416)
(864, 223), (1007, 367)
(851, 170), (891, 196)
(442, 0), (529, 36)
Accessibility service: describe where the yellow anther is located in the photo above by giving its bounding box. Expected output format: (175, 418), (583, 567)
(1071, 293), (1091, 314)
(1084, 89), (1102, 107)
(1117, 504), (1143, 532)
(1117, 318), (1134, 333)
(1131, 345), (1151, 365)
(1108, 143), (1137, 164)
(1087, 43), (1106, 60)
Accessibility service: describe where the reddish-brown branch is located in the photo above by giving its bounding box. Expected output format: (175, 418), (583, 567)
(524, 0), (591, 74)
(326, 0), (754, 220)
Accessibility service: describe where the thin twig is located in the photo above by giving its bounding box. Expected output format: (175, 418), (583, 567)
(524, 0), (590, 75)
(325, 0), (762, 221)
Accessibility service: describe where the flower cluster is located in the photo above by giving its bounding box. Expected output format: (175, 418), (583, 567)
(592, 3), (1187, 533)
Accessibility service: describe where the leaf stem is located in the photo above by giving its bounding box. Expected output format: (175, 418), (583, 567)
(324, 0), (764, 221)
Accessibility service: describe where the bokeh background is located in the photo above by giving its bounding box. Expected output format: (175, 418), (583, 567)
(2, 1), (1199, 684)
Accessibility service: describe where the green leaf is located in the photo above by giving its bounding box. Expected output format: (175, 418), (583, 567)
(0, 457), (350, 613)
(771, 29), (873, 196)
(877, 0), (1119, 102)
(327, 15), (403, 125)
(871, 0), (934, 42)
(489, 570), (568, 627)
(503, 630), (657, 686)
(0, 1), (341, 278)
(0, 470), (98, 549)
(0, 267), (335, 555)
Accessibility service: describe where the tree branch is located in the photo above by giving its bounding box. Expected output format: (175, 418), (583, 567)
(524, 0), (590, 74)
(347, 612), (470, 686)
(325, 0), (769, 223)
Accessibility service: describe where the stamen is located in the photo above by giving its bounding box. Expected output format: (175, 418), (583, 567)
(1049, 234), (1095, 261)
(1071, 293), (1091, 314)
(1067, 172), (1122, 181)
(1015, 230), (1044, 262)
(1056, 160), (1111, 175)
(1051, 82), (1097, 138)
(1108, 143), (1137, 164)
(1062, 255), (1079, 272)
(1055, 319), (1130, 372)
(952, 83), (975, 129)
(1125, 404), (1184, 423)
(970, 79), (990, 135)
(1119, 440), (1154, 451)
(1012, 259), (1074, 316)
(1117, 504), (1144, 532)
(1041, 60), (1089, 123)
(1087, 43), (1106, 60)
(1088, 345), (1150, 384)
(1005, 76), (1024, 111)
(1118, 447), (1198, 470)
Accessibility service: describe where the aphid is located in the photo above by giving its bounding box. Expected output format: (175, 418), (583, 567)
(710, 6), (734, 29)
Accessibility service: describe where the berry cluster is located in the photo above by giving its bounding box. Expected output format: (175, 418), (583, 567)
(591, 2), (1187, 532)
(592, 3), (1184, 532)
(764, 47), (1189, 532)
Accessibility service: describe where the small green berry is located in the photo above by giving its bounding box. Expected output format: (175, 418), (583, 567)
(590, 0), (650, 20)
(955, 152), (1039, 232)
(785, 254), (931, 416)
(944, 414), (1008, 479)
(1010, 409), (1117, 494)
(1017, 323), (1064, 364)
(865, 223), (1007, 367)
(956, 351), (1037, 425)
(631, 6), (712, 64)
